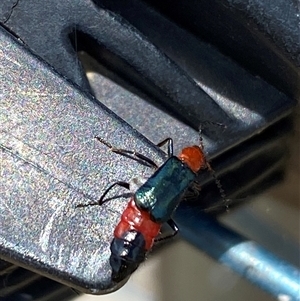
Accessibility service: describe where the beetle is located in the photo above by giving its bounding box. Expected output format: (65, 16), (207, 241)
(78, 124), (225, 282)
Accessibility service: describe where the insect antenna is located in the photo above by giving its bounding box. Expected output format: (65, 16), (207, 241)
(199, 122), (229, 210)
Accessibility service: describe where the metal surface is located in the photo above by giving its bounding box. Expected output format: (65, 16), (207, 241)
(0, 262), (78, 300)
(1, 274), (78, 301)
(0, 0), (298, 297)
(0, 27), (165, 294)
(142, 0), (300, 100)
(175, 207), (300, 301)
(0, 0), (296, 154)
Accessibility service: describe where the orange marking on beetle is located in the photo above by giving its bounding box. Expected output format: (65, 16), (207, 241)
(114, 199), (161, 250)
(178, 145), (206, 173)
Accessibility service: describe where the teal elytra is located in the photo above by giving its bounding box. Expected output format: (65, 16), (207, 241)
(135, 156), (196, 223)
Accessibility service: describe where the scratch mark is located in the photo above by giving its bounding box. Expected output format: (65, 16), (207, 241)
(18, 91), (69, 98)
(0, 139), (95, 202)
(39, 197), (65, 252)
(0, 49), (22, 67)
(3, 0), (20, 24)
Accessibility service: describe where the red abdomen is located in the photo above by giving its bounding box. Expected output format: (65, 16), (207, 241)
(114, 199), (161, 250)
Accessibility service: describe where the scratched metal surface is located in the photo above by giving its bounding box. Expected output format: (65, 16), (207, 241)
(0, 6), (298, 295)
(0, 28), (165, 294)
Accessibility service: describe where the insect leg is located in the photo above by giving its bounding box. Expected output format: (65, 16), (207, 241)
(95, 136), (158, 169)
(183, 181), (202, 200)
(76, 181), (130, 208)
(156, 138), (174, 157)
(154, 219), (179, 243)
